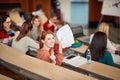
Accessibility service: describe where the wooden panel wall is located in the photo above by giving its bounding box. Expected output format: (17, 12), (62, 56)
(89, 0), (118, 28)
(0, 0), (51, 17)
(89, 0), (102, 22)
(0, 0), (29, 12)
(31, 0), (51, 17)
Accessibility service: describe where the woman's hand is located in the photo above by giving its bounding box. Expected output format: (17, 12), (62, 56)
(50, 54), (56, 64)
(58, 39), (63, 54)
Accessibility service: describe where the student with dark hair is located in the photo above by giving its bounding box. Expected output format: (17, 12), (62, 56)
(12, 21), (39, 54)
(43, 13), (58, 33)
(84, 31), (115, 66)
(37, 31), (64, 65)
(0, 15), (14, 46)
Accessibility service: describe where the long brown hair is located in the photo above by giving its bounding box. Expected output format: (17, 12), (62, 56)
(31, 15), (41, 27)
(89, 31), (107, 61)
(31, 15), (42, 37)
(16, 21), (33, 41)
(40, 30), (54, 49)
(48, 13), (57, 20)
(0, 15), (10, 34)
(40, 31), (54, 55)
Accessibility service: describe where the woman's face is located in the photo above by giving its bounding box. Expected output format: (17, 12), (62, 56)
(3, 17), (11, 29)
(51, 16), (57, 23)
(43, 34), (55, 48)
(33, 18), (40, 27)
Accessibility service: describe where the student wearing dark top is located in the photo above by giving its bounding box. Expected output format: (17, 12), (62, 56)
(43, 13), (59, 33)
(83, 31), (115, 66)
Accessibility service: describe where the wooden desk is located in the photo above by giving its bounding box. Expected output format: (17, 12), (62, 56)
(77, 36), (89, 44)
(0, 74), (12, 80)
(0, 43), (96, 80)
(79, 61), (120, 80)
(63, 56), (120, 80)
(70, 43), (120, 64)
(70, 44), (88, 55)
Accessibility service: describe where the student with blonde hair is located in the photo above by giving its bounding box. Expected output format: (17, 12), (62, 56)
(89, 22), (116, 54)
(30, 15), (42, 41)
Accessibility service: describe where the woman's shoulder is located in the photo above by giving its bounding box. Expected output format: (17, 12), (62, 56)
(0, 31), (9, 38)
(38, 49), (48, 53)
(105, 51), (111, 54)
(104, 51), (112, 57)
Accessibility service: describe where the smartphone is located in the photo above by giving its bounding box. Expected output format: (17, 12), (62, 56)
(66, 55), (75, 59)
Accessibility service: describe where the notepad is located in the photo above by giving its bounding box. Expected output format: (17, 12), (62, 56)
(65, 56), (87, 67)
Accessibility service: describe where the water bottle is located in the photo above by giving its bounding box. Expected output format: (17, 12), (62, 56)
(86, 49), (91, 64)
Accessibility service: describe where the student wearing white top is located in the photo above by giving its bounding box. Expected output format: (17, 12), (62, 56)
(89, 22), (116, 54)
(12, 21), (39, 54)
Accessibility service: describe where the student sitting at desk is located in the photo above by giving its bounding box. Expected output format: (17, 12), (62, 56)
(37, 31), (64, 65)
(0, 15), (15, 46)
(84, 31), (115, 66)
(12, 21), (39, 54)
(30, 15), (42, 41)
(43, 13), (58, 33)
(89, 22), (117, 54)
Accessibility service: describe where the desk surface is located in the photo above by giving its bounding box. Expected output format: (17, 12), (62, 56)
(70, 43), (120, 80)
(79, 61), (120, 80)
(77, 36), (89, 44)
(70, 44), (88, 55)
(0, 43), (96, 80)
(0, 74), (12, 80)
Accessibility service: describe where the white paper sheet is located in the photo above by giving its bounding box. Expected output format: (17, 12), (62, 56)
(65, 56), (87, 67)
(56, 24), (74, 48)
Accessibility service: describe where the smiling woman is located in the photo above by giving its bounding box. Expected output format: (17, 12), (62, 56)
(37, 31), (64, 65)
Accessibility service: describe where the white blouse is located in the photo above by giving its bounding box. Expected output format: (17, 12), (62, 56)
(12, 31), (39, 54)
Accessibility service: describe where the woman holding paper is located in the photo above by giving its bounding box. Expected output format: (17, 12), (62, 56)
(37, 31), (64, 65)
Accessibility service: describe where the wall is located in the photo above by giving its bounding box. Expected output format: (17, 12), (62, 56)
(58, 0), (71, 23)
(0, 0), (29, 12)
(0, 0), (51, 17)
(89, 0), (118, 28)
(71, 2), (88, 26)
